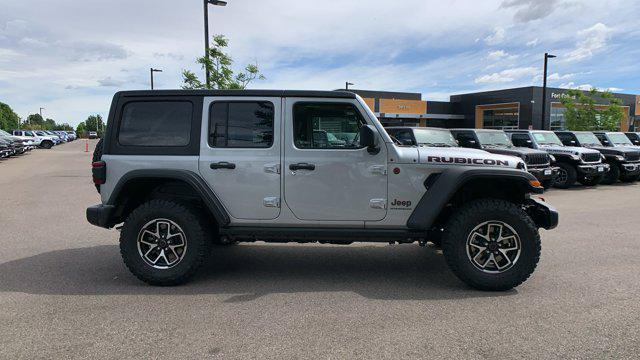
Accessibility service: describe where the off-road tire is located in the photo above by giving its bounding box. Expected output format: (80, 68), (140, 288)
(40, 140), (53, 149)
(578, 174), (603, 186)
(553, 162), (577, 189)
(600, 163), (620, 185)
(541, 179), (555, 189)
(120, 199), (212, 286)
(620, 173), (640, 183)
(441, 199), (541, 291)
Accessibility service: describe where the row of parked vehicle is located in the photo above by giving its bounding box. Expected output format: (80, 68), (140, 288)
(386, 127), (640, 189)
(0, 129), (78, 159)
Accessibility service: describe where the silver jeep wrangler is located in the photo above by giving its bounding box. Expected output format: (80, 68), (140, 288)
(87, 90), (558, 290)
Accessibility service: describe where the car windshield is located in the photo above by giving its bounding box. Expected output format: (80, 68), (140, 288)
(532, 132), (563, 146)
(607, 133), (633, 145)
(476, 131), (513, 147)
(575, 132), (601, 146)
(412, 129), (458, 147)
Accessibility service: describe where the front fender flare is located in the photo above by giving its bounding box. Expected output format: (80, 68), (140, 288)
(406, 167), (542, 230)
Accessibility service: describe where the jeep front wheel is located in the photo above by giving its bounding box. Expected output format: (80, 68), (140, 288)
(553, 162), (577, 188)
(120, 199), (212, 286)
(441, 199), (541, 291)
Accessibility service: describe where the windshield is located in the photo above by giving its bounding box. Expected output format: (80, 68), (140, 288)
(607, 133), (633, 145)
(476, 131), (513, 146)
(575, 132), (601, 146)
(532, 131), (563, 146)
(412, 129), (458, 147)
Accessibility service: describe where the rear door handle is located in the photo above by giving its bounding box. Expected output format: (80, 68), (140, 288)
(289, 163), (315, 171)
(210, 161), (236, 170)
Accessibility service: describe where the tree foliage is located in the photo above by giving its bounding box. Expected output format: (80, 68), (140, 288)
(0, 102), (21, 131)
(77, 114), (105, 137)
(182, 35), (265, 90)
(560, 88), (624, 131)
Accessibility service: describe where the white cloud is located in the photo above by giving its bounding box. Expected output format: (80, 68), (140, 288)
(547, 72), (573, 81)
(97, 77), (126, 87)
(501, 0), (563, 23)
(487, 50), (508, 60)
(565, 23), (612, 62)
(526, 38), (539, 47)
(474, 67), (539, 84)
(484, 27), (506, 45)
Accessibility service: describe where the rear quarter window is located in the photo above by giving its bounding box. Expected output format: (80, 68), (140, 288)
(118, 101), (193, 147)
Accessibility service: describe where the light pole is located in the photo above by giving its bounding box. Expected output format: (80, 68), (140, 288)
(204, 0), (227, 89)
(150, 68), (163, 89)
(345, 82), (354, 90)
(541, 52), (556, 130)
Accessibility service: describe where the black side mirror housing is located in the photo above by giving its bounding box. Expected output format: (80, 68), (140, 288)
(359, 125), (379, 154)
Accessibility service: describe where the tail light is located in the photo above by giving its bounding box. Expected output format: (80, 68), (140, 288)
(92, 161), (106, 185)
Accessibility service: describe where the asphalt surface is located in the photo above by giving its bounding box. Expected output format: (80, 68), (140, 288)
(1, 140), (639, 359)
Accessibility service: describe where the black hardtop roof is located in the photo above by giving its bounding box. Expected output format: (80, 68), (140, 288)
(115, 89), (357, 99)
(451, 128), (505, 132)
(385, 126), (450, 130)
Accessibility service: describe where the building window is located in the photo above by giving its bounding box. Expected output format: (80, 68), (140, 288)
(482, 107), (519, 129)
(550, 105), (566, 130)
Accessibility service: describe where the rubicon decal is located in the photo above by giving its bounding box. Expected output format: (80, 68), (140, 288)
(427, 156), (509, 166)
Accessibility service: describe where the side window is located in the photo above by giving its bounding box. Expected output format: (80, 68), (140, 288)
(24, 131), (34, 137)
(119, 101), (193, 146)
(209, 101), (274, 148)
(595, 134), (609, 146)
(456, 133), (477, 148)
(556, 133), (573, 145)
(511, 134), (533, 148)
(293, 102), (364, 149)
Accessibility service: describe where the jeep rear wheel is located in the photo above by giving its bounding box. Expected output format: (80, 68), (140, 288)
(441, 199), (541, 291)
(553, 162), (576, 189)
(120, 199), (212, 286)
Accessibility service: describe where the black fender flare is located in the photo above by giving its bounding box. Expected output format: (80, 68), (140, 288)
(406, 167), (542, 230)
(106, 169), (230, 227)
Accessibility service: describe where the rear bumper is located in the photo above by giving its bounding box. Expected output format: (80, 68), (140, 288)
(86, 204), (116, 228)
(578, 163), (609, 176)
(525, 198), (559, 230)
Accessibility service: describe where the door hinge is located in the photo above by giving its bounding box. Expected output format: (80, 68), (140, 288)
(263, 196), (281, 208)
(369, 198), (387, 209)
(264, 163), (280, 174)
(369, 165), (387, 175)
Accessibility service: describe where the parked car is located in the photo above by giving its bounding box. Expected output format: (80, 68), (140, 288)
(556, 131), (640, 184)
(66, 131), (77, 140)
(0, 137), (14, 158)
(12, 130), (52, 148)
(87, 90), (557, 291)
(33, 130), (61, 146)
(505, 130), (607, 188)
(88, 131), (99, 139)
(0, 129), (37, 151)
(450, 128), (559, 189)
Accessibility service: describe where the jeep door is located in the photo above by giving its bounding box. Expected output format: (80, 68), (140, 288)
(282, 98), (388, 221)
(199, 97), (281, 220)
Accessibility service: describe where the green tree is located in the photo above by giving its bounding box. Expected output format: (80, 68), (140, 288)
(44, 118), (56, 130)
(560, 88), (623, 131)
(84, 114), (105, 137)
(182, 34), (265, 90)
(0, 102), (21, 131)
(76, 121), (87, 137)
(26, 113), (45, 128)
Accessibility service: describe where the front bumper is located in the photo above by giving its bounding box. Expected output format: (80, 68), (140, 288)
(525, 197), (559, 230)
(86, 204), (116, 228)
(577, 163), (609, 177)
(529, 166), (559, 181)
(621, 162), (640, 175)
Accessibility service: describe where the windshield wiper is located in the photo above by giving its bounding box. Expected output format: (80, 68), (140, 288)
(420, 142), (453, 147)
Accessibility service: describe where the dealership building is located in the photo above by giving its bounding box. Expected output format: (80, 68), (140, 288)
(351, 87), (640, 131)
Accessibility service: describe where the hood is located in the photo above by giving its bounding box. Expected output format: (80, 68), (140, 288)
(416, 146), (523, 168)
(538, 144), (599, 155)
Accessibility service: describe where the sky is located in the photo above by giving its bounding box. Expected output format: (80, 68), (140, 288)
(1, 0), (639, 127)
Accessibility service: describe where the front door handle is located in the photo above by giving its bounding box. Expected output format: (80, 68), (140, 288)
(210, 161), (236, 170)
(289, 162), (315, 171)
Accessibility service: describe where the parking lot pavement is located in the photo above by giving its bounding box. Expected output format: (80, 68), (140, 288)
(1, 140), (639, 359)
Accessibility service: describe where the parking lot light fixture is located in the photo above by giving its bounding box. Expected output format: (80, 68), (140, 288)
(204, 0), (228, 89)
(150, 68), (163, 90)
(345, 82), (354, 90)
(541, 53), (556, 130)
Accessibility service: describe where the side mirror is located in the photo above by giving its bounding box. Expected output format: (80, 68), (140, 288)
(359, 125), (379, 154)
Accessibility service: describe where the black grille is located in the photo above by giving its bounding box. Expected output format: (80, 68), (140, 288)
(582, 153), (601, 163)
(625, 152), (640, 162)
(525, 153), (549, 166)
